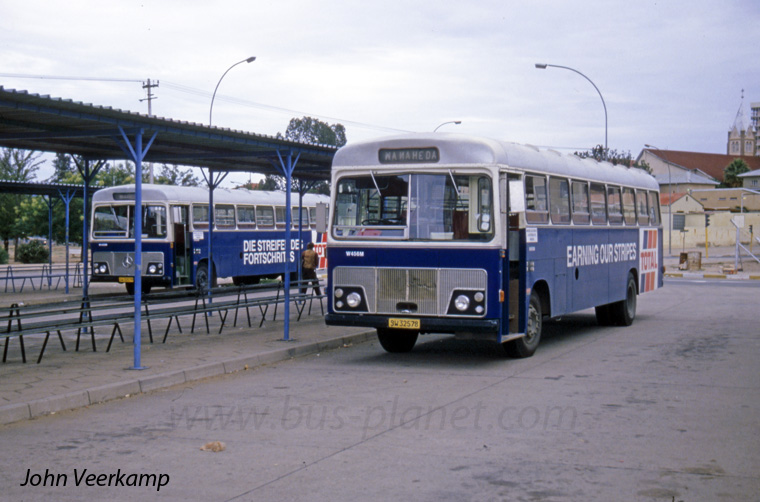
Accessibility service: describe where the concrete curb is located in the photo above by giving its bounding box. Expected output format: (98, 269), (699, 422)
(0, 330), (375, 426)
(665, 271), (760, 280)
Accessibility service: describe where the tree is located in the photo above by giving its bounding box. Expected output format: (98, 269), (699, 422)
(154, 164), (200, 186)
(49, 153), (76, 183)
(280, 116), (347, 147)
(575, 145), (651, 173)
(0, 148), (44, 252)
(722, 158), (750, 188)
(258, 116), (345, 194)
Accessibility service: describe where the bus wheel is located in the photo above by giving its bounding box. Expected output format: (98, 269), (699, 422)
(195, 262), (216, 291)
(610, 273), (637, 326)
(505, 290), (542, 358)
(377, 328), (418, 353)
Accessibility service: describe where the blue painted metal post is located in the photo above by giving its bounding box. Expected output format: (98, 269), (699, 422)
(276, 150), (300, 341)
(118, 127), (157, 370)
(208, 168), (214, 307)
(46, 196), (54, 288)
(133, 131), (145, 369)
(58, 189), (75, 294)
(82, 161), (90, 298)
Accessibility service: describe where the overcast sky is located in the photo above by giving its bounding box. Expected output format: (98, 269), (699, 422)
(2, 0), (759, 186)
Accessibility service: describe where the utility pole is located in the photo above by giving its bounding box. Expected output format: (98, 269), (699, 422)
(141, 79), (159, 183)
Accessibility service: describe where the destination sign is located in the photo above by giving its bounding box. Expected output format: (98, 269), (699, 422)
(378, 147), (440, 164)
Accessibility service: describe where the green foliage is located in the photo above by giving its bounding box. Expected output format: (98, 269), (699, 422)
(0, 247), (8, 265)
(574, 145), (652, 173)
(258, 116), (345, 193)
(722, 158), (750, 188)
(154, 164), (200, 186)
(1, 148), (43, 250)
(16, 239), (49, 264)
(281, 116), (347, 147)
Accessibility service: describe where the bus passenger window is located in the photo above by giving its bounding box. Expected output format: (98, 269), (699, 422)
(622, 188), (636, 225)
(215, 204), (236, 229)
(647, 191), (661, 225)
(192, 204), (209, 229)
(636, 191), (650, 225)
(309, 207), (317, 229)
(590, 183), (607, 225)
(525, 175), (548, 224)
(549, 177), (571, 224)
(257, 206), (275, 228)
(238, 205), (256, 229)
(292, 207), (309, 228)
(607, 186), (623, 225)
(571, 180), (590, 224)
(144, 205), (167, 238)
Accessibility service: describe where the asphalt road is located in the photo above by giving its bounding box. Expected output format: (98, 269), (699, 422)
(2, 279), (758, 501)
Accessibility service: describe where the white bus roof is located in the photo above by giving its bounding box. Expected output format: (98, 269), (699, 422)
(92, 184), (329, 206)
(333, 133), (659, 191)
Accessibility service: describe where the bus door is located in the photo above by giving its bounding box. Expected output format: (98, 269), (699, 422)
(503, 173), (524, 335)
(171, 205), (191, 285)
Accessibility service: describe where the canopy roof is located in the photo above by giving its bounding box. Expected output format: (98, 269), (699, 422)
(0, 86), (336, 181)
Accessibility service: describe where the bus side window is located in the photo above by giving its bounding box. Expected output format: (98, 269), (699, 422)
(622, 187), (636, 225)
(571, 180), (590, 225)
(590, 183), (607, 225)
(192, 204), (209, 229)
(525, 174), (548, 224)
(309, 207), (318, 230)
(647, 191), (661, 225)
(215, 204), (236, 229)
(549, 177), (570, 224)
(275, 206), (287, 229)
(636, 190), (650, 226)
(607, 186), (623, 225)
(257, 206), (275, 229)
(238, 205), (256, 229)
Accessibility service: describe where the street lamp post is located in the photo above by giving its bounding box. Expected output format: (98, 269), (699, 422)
(205, 56), (255, 304)
(209, 56), (256, 126)
(535, 63), (607, 157)
(434, 120), (462, 132)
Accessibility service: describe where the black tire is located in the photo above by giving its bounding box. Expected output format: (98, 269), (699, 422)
(609, 273), (637, 326)
(195, 262), (216, 292)
(377, 328), (418, 353)
(505, 290), (542, 358)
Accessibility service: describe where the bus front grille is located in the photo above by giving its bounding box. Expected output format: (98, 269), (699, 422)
(333, 267), (487, 316)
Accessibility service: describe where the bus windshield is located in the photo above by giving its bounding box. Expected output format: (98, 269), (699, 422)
(332, 173), (493, 241)
(93, 204), (168, 239)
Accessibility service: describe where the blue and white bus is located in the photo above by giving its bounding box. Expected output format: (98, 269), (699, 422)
(90, 184), (328, 294)
(324, 134), (663, 357)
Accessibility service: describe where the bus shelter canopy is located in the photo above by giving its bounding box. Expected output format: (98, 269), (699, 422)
(0, 86), (336, 181)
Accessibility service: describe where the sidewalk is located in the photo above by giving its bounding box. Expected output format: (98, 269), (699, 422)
(663, 245), (760, 280)
(0, 284), (375, 426)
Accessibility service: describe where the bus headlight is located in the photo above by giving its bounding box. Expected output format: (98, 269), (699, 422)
(334, 288), (344, 299)
(93, 263), (109, 274)
(346, 292), (362, 308)
(147, 262), (163, 275)
(455, 295), (470, 311)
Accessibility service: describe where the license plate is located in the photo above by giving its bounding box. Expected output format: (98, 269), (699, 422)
(118, 276), (134, 283)
(388, 318), (420, 329)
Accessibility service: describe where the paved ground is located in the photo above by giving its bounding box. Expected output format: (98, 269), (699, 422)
(0, 283), (374, 425)
(0, 244), (756, 427)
